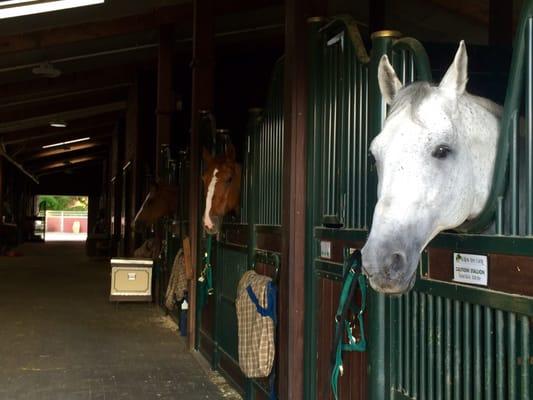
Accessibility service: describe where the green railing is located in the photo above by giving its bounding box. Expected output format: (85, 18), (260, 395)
(305, 10), (532, 400)
(194, 61), (284, 399)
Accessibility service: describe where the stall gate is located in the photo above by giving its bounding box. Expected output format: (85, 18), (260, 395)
(305, 8), (532, 400)
(196, 61), (284, 399)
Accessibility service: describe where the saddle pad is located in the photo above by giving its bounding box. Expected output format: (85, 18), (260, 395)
(236, 270), (275, 378)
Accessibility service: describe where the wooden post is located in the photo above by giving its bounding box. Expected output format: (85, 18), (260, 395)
(0, 158), (4, 224)
(280, 0), (325, 397)
(188, 0), (214, 349)
(489, 0), (513, 46)
(156, 24), (175, 178)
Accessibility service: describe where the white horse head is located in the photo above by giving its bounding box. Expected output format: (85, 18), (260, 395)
(361, 41), (501, 294)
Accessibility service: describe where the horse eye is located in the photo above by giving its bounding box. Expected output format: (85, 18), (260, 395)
(432, 145), (452, 159)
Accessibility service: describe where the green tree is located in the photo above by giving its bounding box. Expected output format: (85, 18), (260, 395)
(38, 195), (88, 211)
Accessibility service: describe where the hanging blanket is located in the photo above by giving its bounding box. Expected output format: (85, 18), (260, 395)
(165, 249), (188, 310)
(236, 270), (277, 378)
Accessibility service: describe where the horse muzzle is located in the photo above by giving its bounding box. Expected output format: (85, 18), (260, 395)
(203, 215), (221, 235)
(361, 245), (419, 295)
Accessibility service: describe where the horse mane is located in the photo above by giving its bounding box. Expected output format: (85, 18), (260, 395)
(466, 94), (503, 118)
(389, 81), (503, 120)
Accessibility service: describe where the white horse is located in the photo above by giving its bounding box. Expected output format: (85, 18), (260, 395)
(361, 41), (502, 294)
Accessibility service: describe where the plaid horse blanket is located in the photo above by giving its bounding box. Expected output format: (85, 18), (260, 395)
(236, 270), (277, 378)
(164, 249), (187, 310)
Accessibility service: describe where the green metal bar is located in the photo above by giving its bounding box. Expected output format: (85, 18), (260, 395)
(398, 295), (404, 391)
(412, 292), (419, 398)
(392, 38), (432, 82)
(405, 289), (411, 396)
(427, 295), (434, 400)
(527, 17), (533, 236)
(510, 114), (519, 235)
(445, 298), (452, 400)
(520, 315), (530, 400)
(460, 0), (533, 232)
(413, 279), (533, 316)
(484, 307), (494, 400)
(303, 17), (324, 400)
(463, 302), (471, 400)
(453, 300), (461, 400)
(496, 310), (505, 400)
(420, 293), (427, 400)
(367, 31), (401, 400)
(473, 305), (482, 400)
(507, 312), (517, 400)
(436, 296), (443, 400)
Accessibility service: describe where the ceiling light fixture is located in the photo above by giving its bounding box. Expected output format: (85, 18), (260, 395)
(42, 136), (91, 149)
(0, 0), (105, 19)
(49, 120), (67, 128)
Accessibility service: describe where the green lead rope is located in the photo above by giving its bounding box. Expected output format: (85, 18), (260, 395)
(330, 250), (367, 400)
(198, 235), (214, 309)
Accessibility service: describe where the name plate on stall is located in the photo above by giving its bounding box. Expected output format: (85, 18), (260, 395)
(453, 253), (488, 286)
(320, 241), (332, 259)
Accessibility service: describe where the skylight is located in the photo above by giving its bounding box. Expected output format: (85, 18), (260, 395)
(0, 0), (104, 19)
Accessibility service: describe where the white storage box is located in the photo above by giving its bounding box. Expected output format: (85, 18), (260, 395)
(110, 258), (153, 302)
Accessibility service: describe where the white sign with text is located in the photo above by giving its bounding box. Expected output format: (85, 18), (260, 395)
(453, 253), (488, 286)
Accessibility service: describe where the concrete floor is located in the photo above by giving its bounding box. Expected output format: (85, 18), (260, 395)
(0, 242), (227, 400)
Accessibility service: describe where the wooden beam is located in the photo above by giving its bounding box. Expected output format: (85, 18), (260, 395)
(0, 88), (126, 124)
(0, 158), (3, 223)
(0, 102), (125, 134)
(33, 153), (106, 174)
(156, 24), (175, 177)
(35, 158), (104, 176)
(189, 0), (215, 350)
(0, 5), (192, 55)
(279, 0), (325, 397)
(19, 140), (108, 162)
(0, 149), (39, 183)
(0, 1), (283, 56)
(0, 68), (133, 107)
(26, 147), (107, 169)
(3, 121), (115, 148)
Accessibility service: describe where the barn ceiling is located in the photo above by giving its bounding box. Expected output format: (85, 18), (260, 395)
(0, 0), (284, 181)
(0, 0), (517, 182)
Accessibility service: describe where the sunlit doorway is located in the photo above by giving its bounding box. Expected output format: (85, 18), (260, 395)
(36, 195), (89, 242)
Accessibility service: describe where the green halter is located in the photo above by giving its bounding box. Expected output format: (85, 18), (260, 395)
(330, 250), (367, 400)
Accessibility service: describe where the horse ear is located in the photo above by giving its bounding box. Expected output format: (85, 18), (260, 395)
(225, 143), (236, 161)
(202, 147), (213, 165)
(439, 40), (468, 95)
(378, 55), (403, 105)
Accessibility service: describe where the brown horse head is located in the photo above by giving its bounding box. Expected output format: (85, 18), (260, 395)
(134, 182), (178, 230)
(202, 144), (242, 234)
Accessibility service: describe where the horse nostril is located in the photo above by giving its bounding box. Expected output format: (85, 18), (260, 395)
(390, 252), (406, 273)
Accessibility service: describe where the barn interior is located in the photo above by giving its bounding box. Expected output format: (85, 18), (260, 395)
(0, 0), (524, 399)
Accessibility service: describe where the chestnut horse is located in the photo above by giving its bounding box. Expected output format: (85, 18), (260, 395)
(202, 144), (242, 234)
(134, 182), (178, 230)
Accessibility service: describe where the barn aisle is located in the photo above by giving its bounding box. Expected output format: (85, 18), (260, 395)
(0, 242), (226, 400)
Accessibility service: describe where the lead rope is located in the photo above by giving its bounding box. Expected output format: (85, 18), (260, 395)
(198, 235), (214, 309)
(330, 250), (367, 400)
